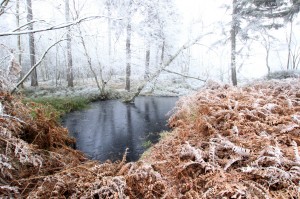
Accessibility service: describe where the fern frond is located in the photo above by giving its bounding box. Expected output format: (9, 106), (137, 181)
(280, 124), (299, 133)
(181, 142), (214, 172)
(216, 135), (250, 157)
(208, 141), (216, 164)
(252, 156), (281, 167)
(263, 103), (278, 112)
(291, 140), (300, 163)
(289, 166), (300, 180)
(258, 146), (283, 160)
(292, 115), (300, 124)
(244, 181), (270, 199)
(224, 155), (242, 171)
(232, 145), (251, 157)
(0, 185), (20, 197)
(241, 166), (291, 181)
(202, 187), (216, 199)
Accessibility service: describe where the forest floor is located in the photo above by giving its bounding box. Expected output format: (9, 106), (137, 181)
(20, 74), (202, 100)
(1, 78), (300, 198)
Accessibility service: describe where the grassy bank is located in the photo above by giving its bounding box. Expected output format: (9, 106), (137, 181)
(23, 96), (90, 117)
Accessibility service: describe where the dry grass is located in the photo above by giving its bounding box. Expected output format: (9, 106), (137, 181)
(1, 78), (300, 198)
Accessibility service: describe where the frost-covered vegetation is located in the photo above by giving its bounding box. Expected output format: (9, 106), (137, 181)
(1, 78), (300, 198)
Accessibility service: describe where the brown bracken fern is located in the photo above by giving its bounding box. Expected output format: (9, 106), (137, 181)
(2, 78), (300, 198)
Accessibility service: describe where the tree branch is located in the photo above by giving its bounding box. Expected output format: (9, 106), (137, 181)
(11, 39), (66, 94)
(0, 0), (9, 16)
(0, 15), (123, 37)
(162, 69), (207, 82)
(12, 20), (45, 32)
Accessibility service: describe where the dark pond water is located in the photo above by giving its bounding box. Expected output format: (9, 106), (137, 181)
(62, 96), (178, 162)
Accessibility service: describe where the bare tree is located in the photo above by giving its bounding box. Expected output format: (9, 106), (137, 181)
(106, 0), (112, 71)
(26, 0), (38, 86)
(65, 0), (74, 87)
(144, 41), (150, 79)
(230, 0), (238, 86)
(125, 0), (132, 91)
(291, 46), (300, 69)
(15, 0), (23, 87)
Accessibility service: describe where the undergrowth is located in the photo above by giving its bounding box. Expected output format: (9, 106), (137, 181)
(2, 78), (300, 198)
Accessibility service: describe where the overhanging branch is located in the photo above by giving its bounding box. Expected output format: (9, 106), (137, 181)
(0, 15), (123, 37)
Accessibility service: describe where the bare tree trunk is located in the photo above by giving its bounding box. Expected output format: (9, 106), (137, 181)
(230, 0), (238, 86)
(286, 18), (293, 70)
(26, 0), (38, 86)
(125, 19), (131, 91)
(144, 42), (150, 79)
(150, 39), (165, 92)
(107, 1), (112, 70)
(265, 44), (270, 74)
(160, 40), (165, 65)
(65, 0), (74, 87)
(16, 0), (24, 88)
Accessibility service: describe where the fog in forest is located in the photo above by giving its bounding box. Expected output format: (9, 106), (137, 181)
(0, 0), (299, 94)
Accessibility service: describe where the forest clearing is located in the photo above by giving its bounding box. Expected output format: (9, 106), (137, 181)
(1, 78), (300, 198)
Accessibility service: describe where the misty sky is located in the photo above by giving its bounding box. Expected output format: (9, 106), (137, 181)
(1, 0), (300, 83)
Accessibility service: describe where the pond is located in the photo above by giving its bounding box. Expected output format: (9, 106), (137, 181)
(62, 96), (178, 162)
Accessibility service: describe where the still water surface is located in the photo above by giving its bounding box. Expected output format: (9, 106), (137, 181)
(62, 96), (178, 162)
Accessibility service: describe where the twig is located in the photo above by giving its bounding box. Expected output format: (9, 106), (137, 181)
(0, 15), (123, 37)
(12, 20), (46, 32)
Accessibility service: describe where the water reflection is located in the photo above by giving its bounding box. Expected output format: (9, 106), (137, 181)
(62, 96), (178, 162)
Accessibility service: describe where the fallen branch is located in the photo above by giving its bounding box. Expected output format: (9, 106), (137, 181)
(162, 69), (207, 82)
(123, 33), (211, 103)
(11, 39), (66, 94)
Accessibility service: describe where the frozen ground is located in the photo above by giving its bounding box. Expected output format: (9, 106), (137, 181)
(20, 73), (206, 99)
